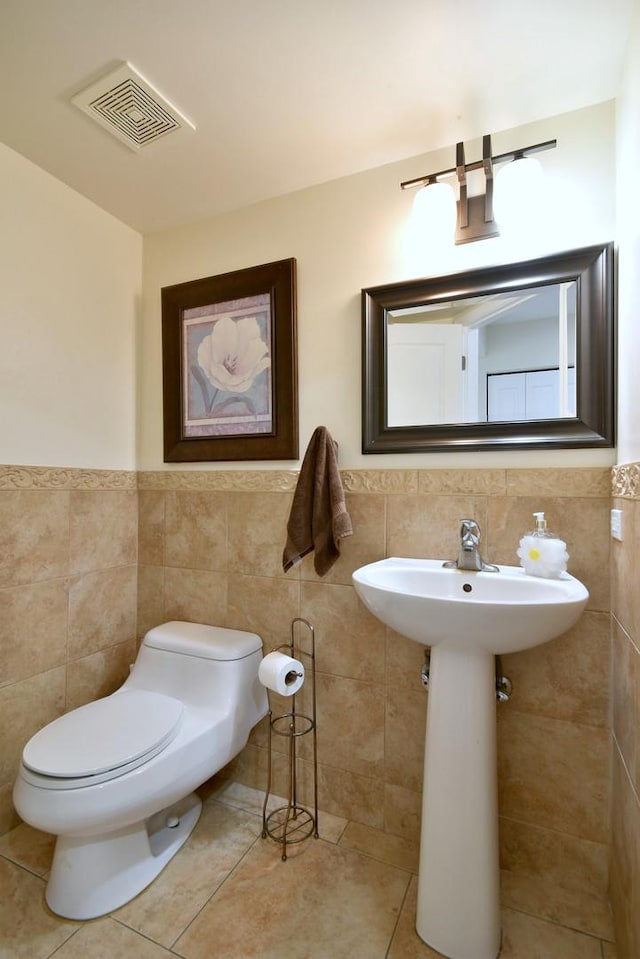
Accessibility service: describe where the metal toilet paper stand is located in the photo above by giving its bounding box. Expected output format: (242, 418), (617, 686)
(262, 617), (318, 860)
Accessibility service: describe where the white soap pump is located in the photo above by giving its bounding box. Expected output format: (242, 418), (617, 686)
(517, 512), (569, 579)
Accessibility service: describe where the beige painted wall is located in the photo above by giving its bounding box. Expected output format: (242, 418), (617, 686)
(609, 5), (640, 955)
(0, 143), (142, 470)
(140, 101), (616, 472)
(616, 3), (640, 466)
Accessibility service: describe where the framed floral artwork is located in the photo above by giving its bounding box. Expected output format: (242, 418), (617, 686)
(161, 258), (298, 461)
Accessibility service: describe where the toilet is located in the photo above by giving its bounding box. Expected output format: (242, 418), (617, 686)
(13, 621), (268, 920)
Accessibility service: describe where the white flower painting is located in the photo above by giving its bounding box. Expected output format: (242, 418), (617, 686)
(197, 315), (270, 394)
(164, 258), (296, 460)
(183, 294), (273, 438)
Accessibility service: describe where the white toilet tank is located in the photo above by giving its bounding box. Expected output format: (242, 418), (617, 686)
(125, 621), (268, 729)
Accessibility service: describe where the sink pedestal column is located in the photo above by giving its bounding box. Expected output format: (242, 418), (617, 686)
(416, 645), (501, 959)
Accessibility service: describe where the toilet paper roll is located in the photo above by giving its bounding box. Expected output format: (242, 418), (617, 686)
(258, 651), (305, 696)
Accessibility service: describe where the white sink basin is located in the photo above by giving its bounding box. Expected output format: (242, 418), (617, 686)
(352, 557), (588, 654)
(352, 554), (589, 959)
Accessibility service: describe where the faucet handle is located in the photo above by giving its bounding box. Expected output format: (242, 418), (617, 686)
(460, 518), (480, 544)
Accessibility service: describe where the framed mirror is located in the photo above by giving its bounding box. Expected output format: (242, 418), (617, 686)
(362, 242), (614, 453)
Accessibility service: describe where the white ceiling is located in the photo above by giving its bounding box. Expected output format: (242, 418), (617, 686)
(0, 0), (633, 234)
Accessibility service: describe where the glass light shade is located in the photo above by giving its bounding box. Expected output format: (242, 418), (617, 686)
(494, 156), (544, 232)
(412, 181), (457, 236)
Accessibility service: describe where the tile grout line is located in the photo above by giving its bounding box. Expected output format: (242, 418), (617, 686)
(109, 914), (179, 957)
(611, 731), (640, 807)
(498, 811), (612, 846)
(335, 833), (417, 877)
(0, 850), (49, 883)
(383, 872), (413, 959)
(46, 925), (84, 959)
(503, 903), (615, 946)
(165, 826), (266, 953)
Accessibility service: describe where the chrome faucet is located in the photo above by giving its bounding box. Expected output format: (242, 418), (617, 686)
(443, 519), (499, 573)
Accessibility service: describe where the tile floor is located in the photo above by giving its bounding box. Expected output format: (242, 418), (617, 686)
(0, 781), (618, 959)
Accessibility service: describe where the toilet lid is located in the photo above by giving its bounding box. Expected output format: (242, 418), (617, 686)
(23, 690), (184, 779)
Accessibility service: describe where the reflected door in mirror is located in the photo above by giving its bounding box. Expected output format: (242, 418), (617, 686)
(387, 322), (464, 425)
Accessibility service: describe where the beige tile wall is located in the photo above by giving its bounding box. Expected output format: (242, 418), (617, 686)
(137, 465), (613, 938)
(0, 463), (619, 943)
(0, 467), (138, 833)
(610, 463), (640, 956)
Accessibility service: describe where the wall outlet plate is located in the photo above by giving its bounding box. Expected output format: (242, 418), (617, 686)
(611, 508), (623, 541)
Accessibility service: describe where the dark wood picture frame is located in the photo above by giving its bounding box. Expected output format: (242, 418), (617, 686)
(362, 242), (615, 453)
(162, 258), (298, 462)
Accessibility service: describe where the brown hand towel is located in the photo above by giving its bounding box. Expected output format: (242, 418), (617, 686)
(283, 426), (353, 576)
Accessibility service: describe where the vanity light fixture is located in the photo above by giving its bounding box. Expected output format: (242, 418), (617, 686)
(412, 174), (457, 231)
(401, 134), (556, 245)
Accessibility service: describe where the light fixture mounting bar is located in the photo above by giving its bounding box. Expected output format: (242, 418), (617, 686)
(455, 133), (499, 245)
(481, 134), (494, 224)
(400, 137), (556, 191)
(456, 141), (468, 228)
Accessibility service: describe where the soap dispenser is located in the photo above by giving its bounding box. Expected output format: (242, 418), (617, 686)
(517, 512), (569, 579)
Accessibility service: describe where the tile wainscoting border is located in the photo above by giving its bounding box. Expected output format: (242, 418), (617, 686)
(138, 466), (611, 496)
(0, 466), (137, 490)
(612, 462), (640, 498)
(0, 464), (615, 495)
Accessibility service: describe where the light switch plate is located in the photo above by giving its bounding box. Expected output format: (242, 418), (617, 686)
(611, 508), (623, 541)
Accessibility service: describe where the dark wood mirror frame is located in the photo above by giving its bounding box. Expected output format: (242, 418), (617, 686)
(362, 242), (615, 453)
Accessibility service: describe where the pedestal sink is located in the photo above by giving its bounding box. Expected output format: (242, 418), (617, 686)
(352, 557), (588, 959)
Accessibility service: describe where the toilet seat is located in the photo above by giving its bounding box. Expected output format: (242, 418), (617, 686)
(21, 690), (184, 790)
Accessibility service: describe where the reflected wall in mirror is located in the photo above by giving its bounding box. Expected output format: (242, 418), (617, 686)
(387, 282), (577, 426)
(362, 243), (614, 453)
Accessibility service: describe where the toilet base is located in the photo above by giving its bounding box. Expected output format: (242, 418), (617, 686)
(46, 792), (202, 920)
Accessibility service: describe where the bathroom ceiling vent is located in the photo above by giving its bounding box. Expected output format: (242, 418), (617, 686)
(72, 62), (195, 151)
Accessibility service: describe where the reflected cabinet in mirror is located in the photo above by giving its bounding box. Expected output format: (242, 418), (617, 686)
(362, 243), (614, 453)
